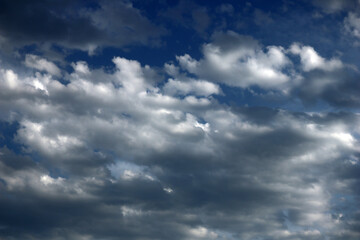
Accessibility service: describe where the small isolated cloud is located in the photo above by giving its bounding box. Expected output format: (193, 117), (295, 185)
(254, 9), (274, 26)
(344, 12), (360, 39)
(218, 3), (234, 15)
(312, 0), (358, 13)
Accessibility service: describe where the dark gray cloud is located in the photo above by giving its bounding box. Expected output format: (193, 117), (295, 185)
(0, 107), (359, 239)
(295, 67), (360, 107)
(160, 0), (211, 36)
(0, 0), (165, 55)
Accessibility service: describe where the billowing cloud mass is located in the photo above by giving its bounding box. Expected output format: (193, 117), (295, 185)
(177, 31), (291, 89)
(0, 1), (360, 240)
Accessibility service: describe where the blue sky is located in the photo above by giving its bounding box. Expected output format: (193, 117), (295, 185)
(0, 0), (360, 239)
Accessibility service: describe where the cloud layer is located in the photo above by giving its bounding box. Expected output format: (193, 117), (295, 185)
(1, 48), (360, 239)
(1, 1), (360, 240)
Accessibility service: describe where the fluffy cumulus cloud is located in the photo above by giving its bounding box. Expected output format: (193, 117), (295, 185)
(0, 1), (360, 240)
(174, 31), (360, 107)
(289, 43), (342, 72)
(177, 31), (292, 89)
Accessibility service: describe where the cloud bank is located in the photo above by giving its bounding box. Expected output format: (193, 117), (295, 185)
(0, 1), (360, 240)
(0, 47), (360, 239)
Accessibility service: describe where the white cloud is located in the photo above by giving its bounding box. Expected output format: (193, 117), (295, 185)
(24, 54), (61, 77)
(177, 31), (291, 89)
(163, 187), (173, 193)
(121, 206), (144, 217)
(18, 120), (84, 157)
(40, 175), (65, 186)
(2, 69), (19, 89)
(72, 61), (90, 75)
(289, 43), (343, 71)
(188, 226), (218, 239)
(108, 161), (156, 181)
(163, 78), (220, 96)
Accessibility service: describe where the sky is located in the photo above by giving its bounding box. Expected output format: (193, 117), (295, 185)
(0, 0), (360, 239)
